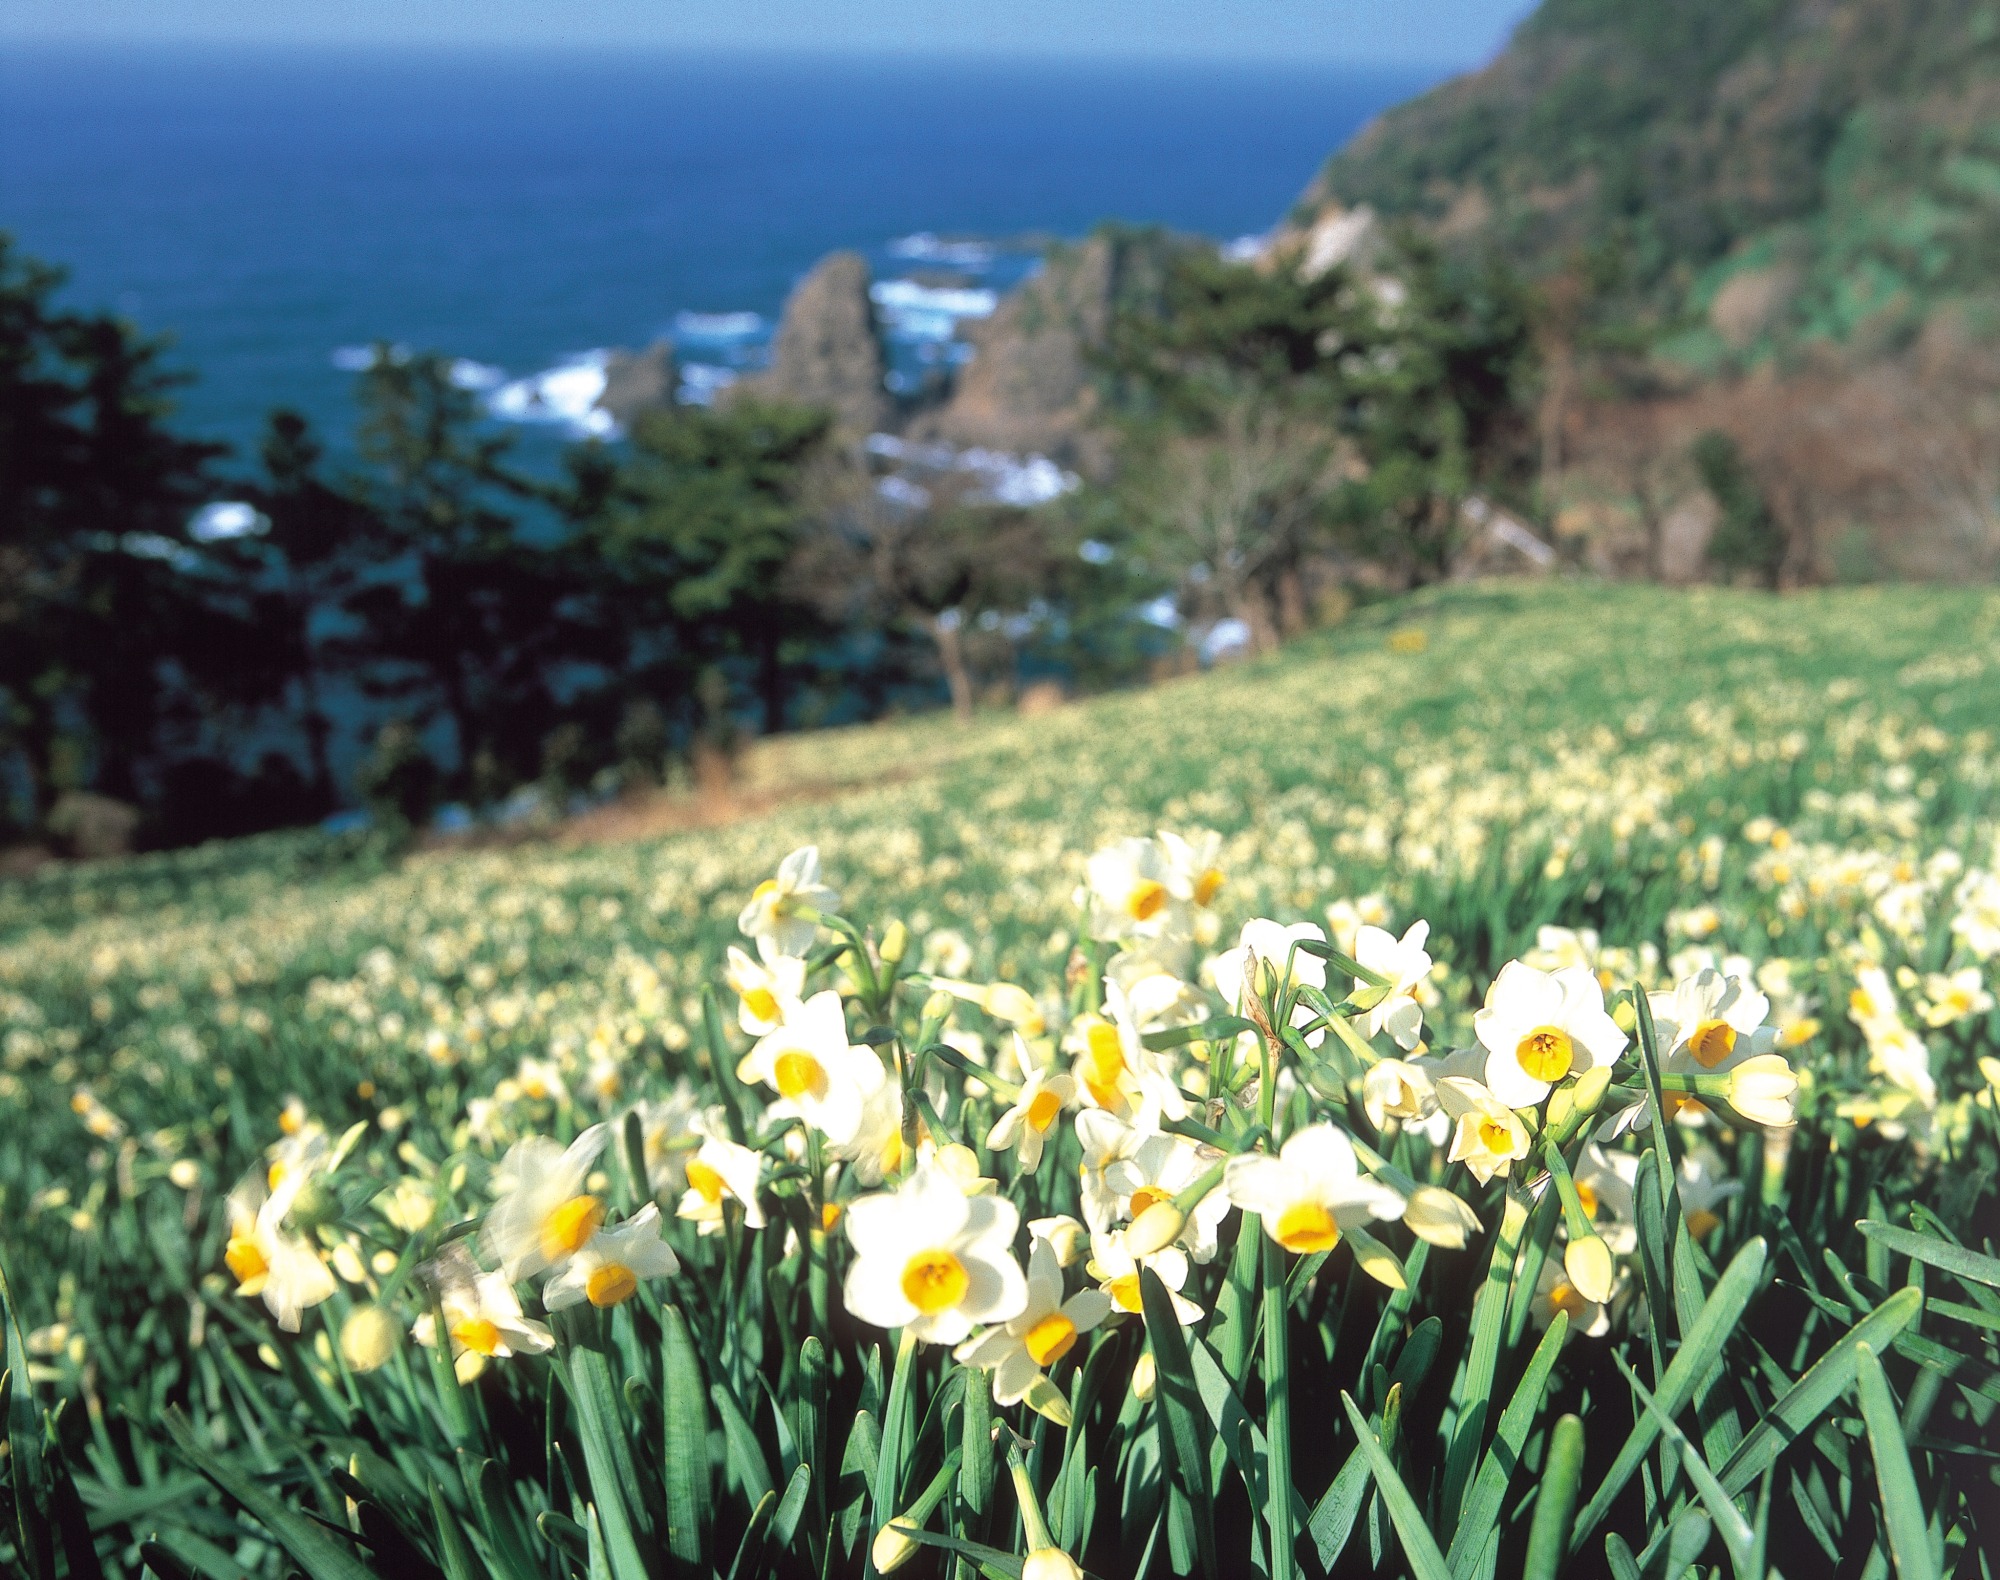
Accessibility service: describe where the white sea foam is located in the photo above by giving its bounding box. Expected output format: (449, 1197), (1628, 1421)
(677, 363), (740, 406)
(673, 310), (766, 341)
(488, 352), (618, 438)
(870, 279), (998, 343)
(448, 358), (505, 392)
(889, 232), (996, 269)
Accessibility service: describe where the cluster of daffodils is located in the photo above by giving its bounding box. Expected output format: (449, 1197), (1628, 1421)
(219, 835), (1820, 1416)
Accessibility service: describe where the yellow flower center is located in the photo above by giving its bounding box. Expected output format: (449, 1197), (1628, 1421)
(1547, 1281), (1589, 1320)
(267, 1161), (288, 1191)
(686, 1159), (726, 1205)
(1477, 1116), (1518, 1155)
(1081, 1024), (1126, 1107)
(586, 1263), (639, 1308)
(1575, 1180), (1599, 1218)
(741, 987), (780, 1024)
(1686, 1208), (1722, 1240)
(1126, 879), (1168, 923)
(1026, 1088), (1063, 1132)
(1024, 1311), (1079, 1368)
(1850, 988), (1876, 1018)
(1193, 868), (1224, 908)
(1273, 1201), (1340, 1254)
(773, 1049), (828, 1101)
(1127, 1186), (1171, 1217)
(901, 1249), (970, 1315)
(451, 1317), (503, 1357)
(539, 1194), (605, 1264)
(1516, 1026), (1575, 1084)
(1108, 1274), (1144, 1313)
(279, 1108), (303, 1136)
(1689, 1018), (1737, 1068)
(751, 878), (780, 905)
(821, 1202), (843, 1231)
(225, 1235), (270, 1290)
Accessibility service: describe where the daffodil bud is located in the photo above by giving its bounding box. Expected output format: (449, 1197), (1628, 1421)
(1131, 1350), (1158, 1401)
(1404, 1186), (1481, 1249)
(1563, 1234), (1615, 1306)
(1023, 1374), (1074, 1427)
(1345, 1226), (1407, 1291)
(923, 989), (956, 1022)
(168, 1159), (200, 1190)
(1725, 1055), (1800, 1127)
(982, 983), (1043, 1033)
(880, 920), (909, 965)
(1125, 1200), (1185, 1258)
(1030, 1214), (1089, 1267)
(871, 1521), (922, 1574)
(1571, 1065), (1612, 1115)
(1612, 997), (1638, 1033)
(1022, 1549), (1085, 1580)
(339, 1305), (400, 1373)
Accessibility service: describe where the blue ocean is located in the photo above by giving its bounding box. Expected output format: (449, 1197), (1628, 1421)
(0, 45), (1442, 461)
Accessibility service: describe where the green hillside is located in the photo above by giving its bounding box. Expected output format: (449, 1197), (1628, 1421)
(1312, 0), (2000, 367)
(5, 581), (2000, 1575)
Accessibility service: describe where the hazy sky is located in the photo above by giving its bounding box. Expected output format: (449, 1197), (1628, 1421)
(2, 0), (1536, 65)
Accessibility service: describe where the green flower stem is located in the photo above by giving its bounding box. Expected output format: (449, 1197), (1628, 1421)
(1171, 1159), (1229, 1218)
(1540, 1140), (1596, 1241)
(1262, 1230), (1298, 1580)
(1007, 1442), (1057, 1551)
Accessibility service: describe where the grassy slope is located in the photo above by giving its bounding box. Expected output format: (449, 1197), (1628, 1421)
(4, 581), (1997, 1188)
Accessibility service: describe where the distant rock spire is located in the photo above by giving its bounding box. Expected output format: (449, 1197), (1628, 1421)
(731, 251), (889, 434)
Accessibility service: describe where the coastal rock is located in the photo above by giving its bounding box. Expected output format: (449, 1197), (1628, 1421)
(916, 233), (1140, 469)
(596, 343), (678, 425)
(732, 251), (889, 433)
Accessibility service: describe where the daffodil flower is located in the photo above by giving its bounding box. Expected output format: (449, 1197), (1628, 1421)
(954, 1238), (1111, 1406)
(726, 945), (807, 1036)
(676, 1133), (767, 1234)
(544, 1204), (681, 1310)
(1353, 920), (1433, 1050)
(1222, 1123), (1405, 1256)
(738, 845), (840, 962)
(1437, 1076), (1534, 1184)
(1084, 836), (1184, 942)
(1086, 1229), (1204, 1325)
(1103, 1129), (1232, 1262)
(224, 1170), (336, 1332)
(1211, 918), (1331, 1048)
(842, 1161), (1027, 1345)
(480, 1125), (611, 1284)
(1158, 829), (1226, 911)
(1648, 968), (1778, 1076)
(1531, 1251), (1612, 1338)
(986, 1059), (1076, 1175)
(415, 1245), (553, 1380)
(738, 990), (887, 1146)
(1474, 961), (1627, 1108)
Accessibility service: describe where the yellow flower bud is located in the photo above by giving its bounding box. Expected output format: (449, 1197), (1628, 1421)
(880, 920), (909, 965)
(339, 1305), (400, 1373)
(1022, 1549), (1085, 1580)
(1404, 1186), (1482, 1249)
(1131, 1350), (1158, 1401)
(982, 983), (1043, 1033)
(1563, 1234), (1615, 1306)
(1725, 1055), (1800, 1128)
(1570, 1065), (1612, 1115)
(871, 1521), (922, 1575)
(1125, 1200), (1186, 1258)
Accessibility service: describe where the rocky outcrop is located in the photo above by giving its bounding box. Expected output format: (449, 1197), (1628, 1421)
(596, 343), (678, 426)
(731, 251), (889, 433)
(913, 233), (1162, 470)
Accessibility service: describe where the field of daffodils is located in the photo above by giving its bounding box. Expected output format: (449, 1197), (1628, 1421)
(3, 582), (1998, 1580)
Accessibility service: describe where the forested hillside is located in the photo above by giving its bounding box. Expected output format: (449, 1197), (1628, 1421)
(1309, 0), (2000, 368)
